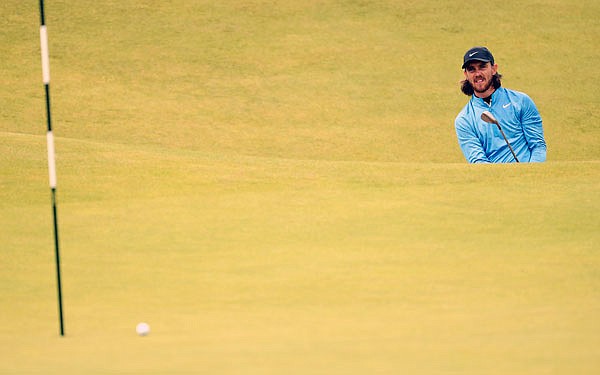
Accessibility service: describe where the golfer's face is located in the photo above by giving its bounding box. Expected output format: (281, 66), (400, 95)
(464, 61), (498, 97)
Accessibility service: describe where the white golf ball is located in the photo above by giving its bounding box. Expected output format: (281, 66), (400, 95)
(136, 322), (150, 336)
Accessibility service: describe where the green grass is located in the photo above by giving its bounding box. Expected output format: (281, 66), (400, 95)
(1, 0), (600, 373)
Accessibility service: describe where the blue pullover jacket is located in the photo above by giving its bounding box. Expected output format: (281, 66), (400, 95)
(455, 87), (547, 163)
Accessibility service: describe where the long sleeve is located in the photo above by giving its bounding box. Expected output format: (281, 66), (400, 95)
(520, 95), (547, 162)
(455, 116), (491, 163)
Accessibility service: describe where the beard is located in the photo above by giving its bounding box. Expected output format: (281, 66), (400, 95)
(460, 73), (502, 96)
(472, 78), (494, 94)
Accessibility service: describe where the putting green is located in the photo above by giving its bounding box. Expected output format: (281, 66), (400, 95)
(1, 1), (599, 373)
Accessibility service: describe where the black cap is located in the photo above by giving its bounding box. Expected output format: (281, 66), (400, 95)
(462, 46), (494, 69)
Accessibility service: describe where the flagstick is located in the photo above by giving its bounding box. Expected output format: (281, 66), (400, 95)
(39, 0), (65, 337)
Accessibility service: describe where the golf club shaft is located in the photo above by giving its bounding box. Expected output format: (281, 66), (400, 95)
(495, 123), (520, 163)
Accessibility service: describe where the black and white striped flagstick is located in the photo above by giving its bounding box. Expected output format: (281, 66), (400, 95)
(39, 0), (65, 336)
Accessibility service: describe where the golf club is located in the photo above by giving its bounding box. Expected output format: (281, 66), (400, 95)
(480, 110), (519, 163)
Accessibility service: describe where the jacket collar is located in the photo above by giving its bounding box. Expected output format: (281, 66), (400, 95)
(471, 87), (503, 107)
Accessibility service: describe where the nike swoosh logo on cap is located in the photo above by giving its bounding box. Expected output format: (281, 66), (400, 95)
(469, 52), (479, 57)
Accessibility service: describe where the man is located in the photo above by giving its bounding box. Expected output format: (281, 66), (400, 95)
(455, 46), (547, 163)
